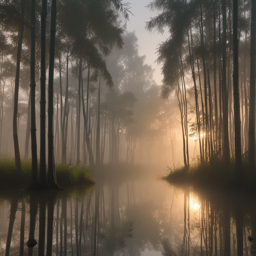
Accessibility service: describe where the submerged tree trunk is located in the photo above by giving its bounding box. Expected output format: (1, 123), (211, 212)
(13, 0), (25, 173)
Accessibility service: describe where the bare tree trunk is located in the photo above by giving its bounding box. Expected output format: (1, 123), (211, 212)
(24, 93), (31, 160)
(77, 58), (82, 164)
(30, 0), (39, 186)
(48, 0), (59, 188)
(96, 77), (101, 166)
(222, 0), (230, 164)
(39, 0), (47, 186)
(249, 0), (256, 170)
(13, 0), (25, 173)
(233, 0), (242, 172)
(62, 50), (69, 164)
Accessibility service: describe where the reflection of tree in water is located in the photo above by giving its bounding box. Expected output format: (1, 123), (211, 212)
(3, 182), (256, 256)
(167, 190), (256, 256)
(94, 185), (133, 256)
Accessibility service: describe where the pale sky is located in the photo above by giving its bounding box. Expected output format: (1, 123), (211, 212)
(125, 0), (168, 85)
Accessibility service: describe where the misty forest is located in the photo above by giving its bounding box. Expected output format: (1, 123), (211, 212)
(1, 0), (256, 255)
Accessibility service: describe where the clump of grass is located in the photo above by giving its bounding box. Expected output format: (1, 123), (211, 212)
(56, 163), (94, 188)
(164, 158), (256, 194)
(0, 156), (94, 191)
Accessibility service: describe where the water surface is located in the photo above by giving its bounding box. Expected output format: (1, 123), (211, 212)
(0, 176), (255, 255)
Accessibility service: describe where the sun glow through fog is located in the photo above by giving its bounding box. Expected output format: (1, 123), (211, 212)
(190, 197), (201, 211)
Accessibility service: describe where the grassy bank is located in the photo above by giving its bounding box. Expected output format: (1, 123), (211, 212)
(0, 157), (95, 191)
(164, 158), (256, 193)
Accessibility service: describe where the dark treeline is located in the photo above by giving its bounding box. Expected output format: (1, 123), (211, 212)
(147, 0), (256, 170)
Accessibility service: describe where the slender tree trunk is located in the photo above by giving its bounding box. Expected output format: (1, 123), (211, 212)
(77, 58), (82, 164)
(200, 4), (209, 162)
(233, 0), (242, 172)
(24, 93), (31, 160)
(40, 0), (47, 186)
(101, 115), (107, 164)
(208, 71), (214, 161)
(55, 92), (59, 162)
(13, 0), (25, 173)
(62, 50), (69, 164)
(222, 0), (230, 164)
(48, 0), (59, 188)
(249, 0), (256, 170)
(30, 0), (39, 186)
(96, 77), (101, 166)
(82, 62), (94, 166)
(188, 29), (202, 162)
(213, 0), (218, 155)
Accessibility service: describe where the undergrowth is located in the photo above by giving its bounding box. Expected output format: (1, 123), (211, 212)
(0, 156), (94, 191)
(164, 157), (256, 193)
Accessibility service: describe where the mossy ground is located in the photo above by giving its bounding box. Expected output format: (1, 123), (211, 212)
(164, 157), (256, 194)
(0, 156), (95, 191)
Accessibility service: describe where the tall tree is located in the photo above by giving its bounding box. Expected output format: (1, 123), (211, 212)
(40, 0), (48, 187)
(48, 0), (59, 189)
(29, 0), (39, 188)
(13, 0), (25, 173)
(96, 76), (101, 166)
(249, 0), (256, 170)
(222, 0), (230, 165)
(233, 0), (242, 172)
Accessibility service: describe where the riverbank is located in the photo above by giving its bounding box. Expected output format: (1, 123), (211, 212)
(164, 159), (256, 194)
(0, 157), (95, 191)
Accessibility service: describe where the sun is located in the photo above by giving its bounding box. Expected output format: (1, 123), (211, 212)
(189, 197), (201, 211)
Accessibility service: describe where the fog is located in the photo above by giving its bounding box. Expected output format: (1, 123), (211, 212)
(0, 0), (256, 255)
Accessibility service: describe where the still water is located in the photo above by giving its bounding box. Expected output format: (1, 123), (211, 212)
(0, 177), (255, 256)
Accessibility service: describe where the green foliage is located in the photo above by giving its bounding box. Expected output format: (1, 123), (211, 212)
(0, 156), (94, 190)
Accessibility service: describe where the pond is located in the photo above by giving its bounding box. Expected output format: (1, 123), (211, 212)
(0, 175), (255, 255)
